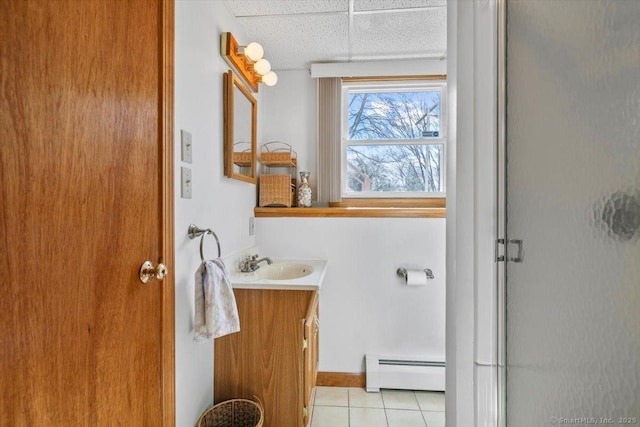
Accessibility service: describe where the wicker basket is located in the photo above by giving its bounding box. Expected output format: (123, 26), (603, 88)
(259, 174), (293, 207)
(233, 142), (253, 167)
(197, 397), (264, 427)
(233, 151), (253, 167)
(259, 141), (297, 167)
(260, 151), (297, 167)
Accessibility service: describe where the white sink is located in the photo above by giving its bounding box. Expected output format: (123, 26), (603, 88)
(256, 263), (313, 280)
(230, 259), (327, 291)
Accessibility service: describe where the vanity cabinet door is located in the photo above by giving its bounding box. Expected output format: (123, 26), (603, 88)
(215, 289), (318, 427)
(303, 292), (320, 425)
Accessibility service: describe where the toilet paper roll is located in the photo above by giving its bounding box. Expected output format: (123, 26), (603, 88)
(405, 269), (428, 286)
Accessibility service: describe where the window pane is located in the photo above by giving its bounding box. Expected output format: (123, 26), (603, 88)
(348, 90), (441, 140)
(346, 144), (443, 193)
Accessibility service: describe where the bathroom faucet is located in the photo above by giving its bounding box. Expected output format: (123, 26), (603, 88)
(240, 255), (273, 272)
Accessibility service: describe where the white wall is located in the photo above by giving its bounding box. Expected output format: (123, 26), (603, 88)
(260, 70), (318, 195)
(259, 71), (447, 374)
(174, 2), (258, 425)
(255, 217), (446, 372)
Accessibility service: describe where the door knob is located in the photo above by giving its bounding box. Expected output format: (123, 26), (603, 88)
(139, 261), (168, 284)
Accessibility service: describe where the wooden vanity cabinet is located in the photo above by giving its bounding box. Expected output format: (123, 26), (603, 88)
(214, 289), (319, 427)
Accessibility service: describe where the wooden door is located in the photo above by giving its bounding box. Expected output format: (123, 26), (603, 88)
(0, 1), (174, 425)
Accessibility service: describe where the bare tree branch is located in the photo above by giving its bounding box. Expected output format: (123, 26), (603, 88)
(346, 89), (442, 192)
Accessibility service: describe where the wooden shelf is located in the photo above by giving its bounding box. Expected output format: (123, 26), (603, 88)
(260, 158), (297, 168)
(254, 207), (446, 218)
(233, 160), (252, 167)
(232, 152), (252, 167)
(259, 152), (297, 168)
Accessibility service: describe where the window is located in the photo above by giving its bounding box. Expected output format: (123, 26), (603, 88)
(342, 79), (446, 198)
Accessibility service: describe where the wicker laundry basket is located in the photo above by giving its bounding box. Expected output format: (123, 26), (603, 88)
(197, 397), (264, 427)
(259, 174), (293, 207)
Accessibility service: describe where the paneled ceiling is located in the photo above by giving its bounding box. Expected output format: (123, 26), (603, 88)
(223, 0), (447, 71)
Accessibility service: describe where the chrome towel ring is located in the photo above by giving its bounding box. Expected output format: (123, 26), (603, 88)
(188, 224), (221, 261)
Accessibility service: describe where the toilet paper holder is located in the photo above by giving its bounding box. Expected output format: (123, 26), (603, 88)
(396, 267), (434, 280)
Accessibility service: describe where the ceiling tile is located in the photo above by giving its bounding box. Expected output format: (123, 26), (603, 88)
(237, 14), (350, 70)
(225, 0), (348, 17)
(224, 0), (447, 70)
(351, 8), (446, 60)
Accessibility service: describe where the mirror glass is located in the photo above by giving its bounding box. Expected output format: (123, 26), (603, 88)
(224, 70), (257, 183)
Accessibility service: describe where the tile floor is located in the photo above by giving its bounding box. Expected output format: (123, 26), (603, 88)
(309, 387), (445, 427)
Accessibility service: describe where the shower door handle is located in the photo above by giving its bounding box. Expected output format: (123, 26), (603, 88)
(496, 239), (524, 263)
(508, 239), (523, 263)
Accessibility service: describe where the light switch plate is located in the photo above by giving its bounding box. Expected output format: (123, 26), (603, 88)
(181, 167), (192, 199)
(249, 217), (255, 236)
(181, 130), (192, 163)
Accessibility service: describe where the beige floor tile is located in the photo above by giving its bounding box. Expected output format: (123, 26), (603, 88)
(310, 386), (446, 427)
(310, 406), (349, 427)
(386, 409), (427, 427)
(349, 407), (388, 427)
(381, 389), (420, 410)
(415, 391), (445, 411)
(348, 387), (385, 408)
(314, 386), (349, 407)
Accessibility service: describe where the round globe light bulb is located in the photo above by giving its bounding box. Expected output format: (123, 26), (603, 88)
(253, 58), (271, 76)
(261, 71), (278, 87)
(244, 42), (264, 62)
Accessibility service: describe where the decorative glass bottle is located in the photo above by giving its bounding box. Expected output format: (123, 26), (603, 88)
(297, 171), (312, 207)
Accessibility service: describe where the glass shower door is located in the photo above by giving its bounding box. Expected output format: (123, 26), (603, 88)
(503, 0), (640, 425)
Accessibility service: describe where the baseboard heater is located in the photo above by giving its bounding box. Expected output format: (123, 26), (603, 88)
(365, 354), (445, 392)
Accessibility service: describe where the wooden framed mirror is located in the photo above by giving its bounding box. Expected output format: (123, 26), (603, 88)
(223, 70), (257, 183)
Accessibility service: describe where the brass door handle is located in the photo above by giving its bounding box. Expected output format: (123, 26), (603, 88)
(139, 261), (168, 284)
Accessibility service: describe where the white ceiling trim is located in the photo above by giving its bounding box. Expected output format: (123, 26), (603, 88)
(310, 58), (446, 78)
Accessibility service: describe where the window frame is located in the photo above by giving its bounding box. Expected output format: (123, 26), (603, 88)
(341, 78), (447, 199)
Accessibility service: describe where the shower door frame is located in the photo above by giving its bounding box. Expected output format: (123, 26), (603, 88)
(496, 0), (507, 426)
(445, 0), (501, 426)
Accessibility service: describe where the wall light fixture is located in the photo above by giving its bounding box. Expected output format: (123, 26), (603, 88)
(221, 32), (278, 92)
